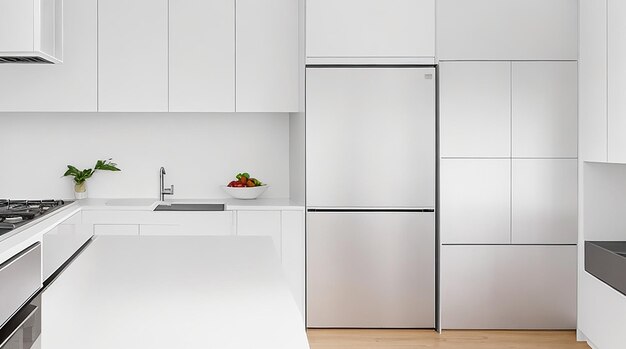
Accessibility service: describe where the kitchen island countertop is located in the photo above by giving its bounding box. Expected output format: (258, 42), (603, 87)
(40, 235), (309, 349)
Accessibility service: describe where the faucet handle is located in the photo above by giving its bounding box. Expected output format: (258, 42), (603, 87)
(163, 184), (174, 195)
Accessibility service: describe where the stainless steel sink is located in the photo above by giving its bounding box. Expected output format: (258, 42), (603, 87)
(153, 203), (225, 212)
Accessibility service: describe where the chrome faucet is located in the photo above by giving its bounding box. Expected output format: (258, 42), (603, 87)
(159, 167), (174, 201)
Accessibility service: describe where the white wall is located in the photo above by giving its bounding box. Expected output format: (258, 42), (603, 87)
(0, 112), (290, 200)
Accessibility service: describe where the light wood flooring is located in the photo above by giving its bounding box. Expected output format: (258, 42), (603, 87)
(307, 329), (591, 349)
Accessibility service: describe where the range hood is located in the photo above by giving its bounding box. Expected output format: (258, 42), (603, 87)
(0, 0), (63, 64)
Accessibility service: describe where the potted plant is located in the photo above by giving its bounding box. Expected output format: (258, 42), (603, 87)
(63, 159), (121, 199)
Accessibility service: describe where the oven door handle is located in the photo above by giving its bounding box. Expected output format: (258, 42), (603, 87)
(0, 303), (40, 348)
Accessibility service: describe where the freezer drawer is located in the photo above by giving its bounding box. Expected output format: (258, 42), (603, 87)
(307, 211), (435, 328)
(306, 67), (435, 208)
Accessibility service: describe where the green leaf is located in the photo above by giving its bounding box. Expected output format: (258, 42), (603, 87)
(94, 159), (121, 172)
(63, 158), (121, 183)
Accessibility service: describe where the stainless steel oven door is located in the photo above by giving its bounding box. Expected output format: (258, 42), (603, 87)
(0, 295), (41, 349)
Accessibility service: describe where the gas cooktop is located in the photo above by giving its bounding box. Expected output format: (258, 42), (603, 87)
(0, 199), (69, 238)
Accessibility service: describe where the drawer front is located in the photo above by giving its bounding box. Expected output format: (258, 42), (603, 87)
(94, 225), (139, 236)
(43, 212), (92, 281)
(139, 225), (181, 236)
(307, 212), (435, 328)
(441, 245), (576, 329)
(0, 243), (41, 328)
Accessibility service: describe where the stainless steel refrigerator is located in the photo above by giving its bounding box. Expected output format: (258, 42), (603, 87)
(306, 67), (436, 328)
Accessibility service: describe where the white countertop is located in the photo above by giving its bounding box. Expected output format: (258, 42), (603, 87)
(79, 197), (305, 211)
(0, 197), (304, 264)
(41, 235), (310, 349)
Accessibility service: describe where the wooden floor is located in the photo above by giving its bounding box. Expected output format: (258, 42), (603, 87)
(307, 329), (591, 349)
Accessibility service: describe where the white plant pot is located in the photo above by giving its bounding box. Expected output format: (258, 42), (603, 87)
(74, 182), (88, 200)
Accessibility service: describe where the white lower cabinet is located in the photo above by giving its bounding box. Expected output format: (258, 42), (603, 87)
(93, 225), (139, 236)
(85, 211), (234, 236)
(441, 245), (576, 329)
(140, 225), (181, 236)
(43, 211), (93, 280)
(84, 208), (306, 319)
(236, 211), (282, 256)
(235, 210), (306, 319)
(281, 211), (306, 320)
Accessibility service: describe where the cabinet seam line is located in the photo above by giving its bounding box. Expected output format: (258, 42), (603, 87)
(510, 62), (513, 245)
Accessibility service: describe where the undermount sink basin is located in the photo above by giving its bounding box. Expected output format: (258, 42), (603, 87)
(153, 203), (225, 212)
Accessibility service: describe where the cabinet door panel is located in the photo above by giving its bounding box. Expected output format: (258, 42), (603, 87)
(608, 0), (626, 163)
(98, 0), (168, 111)
(440, 62), (511, 157)
(169, 0), (234, 112)
(43, 212), (92, 281)
(236, 211), (282, 256)
(0, 0), (97, 112)
(306, 0), (435, 60)
(511, 62), (578, 158)
(512, 159), (578, 244)
(437, 0), (577, 60)
(140, 224), (181, 236)
(441, 159), (511, 244)
(281, 210), (305, 320)
(236, 0), (298, 112)
(441, 245), (576, 329)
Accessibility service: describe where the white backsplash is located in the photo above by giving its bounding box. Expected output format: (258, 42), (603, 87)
(0, 112), (290, 200)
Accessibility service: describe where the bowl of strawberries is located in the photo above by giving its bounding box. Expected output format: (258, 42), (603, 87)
(222, 172), (269, 200)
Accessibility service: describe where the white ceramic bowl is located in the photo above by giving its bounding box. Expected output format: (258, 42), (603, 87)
(221, 185), (269, 200)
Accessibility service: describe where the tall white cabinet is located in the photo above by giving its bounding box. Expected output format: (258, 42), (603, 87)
(608, 0), (626, 163)
(579, 0), (626, 164)
(439, 60), (578, 327)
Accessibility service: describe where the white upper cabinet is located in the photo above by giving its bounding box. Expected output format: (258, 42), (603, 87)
(169, 0), (235, 112)
(437, 0), (578, 61)
(580, 0), (608, 162)
(440, 62), (511, 157)
(306, 0), (435, 64)
(236, 0), (299, 112)
(0, 0), (97, 112)
(441, 159), (511, 244)
(98, 0), (168, 112)
(512, 62), (578, 158)
(608, 0), (626, 163)
(0, 0), (33, 52)
(511, 159), (578, 244)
